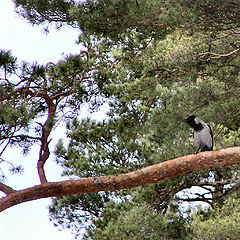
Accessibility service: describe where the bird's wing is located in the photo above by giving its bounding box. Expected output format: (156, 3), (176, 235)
(207, 124), (213, 140)
(205, 124), (213, 149)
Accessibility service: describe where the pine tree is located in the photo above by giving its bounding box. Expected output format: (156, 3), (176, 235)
(0, 0), (240, 238)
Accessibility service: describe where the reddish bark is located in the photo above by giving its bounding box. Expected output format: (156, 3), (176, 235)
(0, 146), (239, 212)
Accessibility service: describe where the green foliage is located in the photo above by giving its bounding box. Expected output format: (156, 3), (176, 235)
(14, 0), (74, 28)
(56, 116), (146, 178)
(71, 0), (164, 39)
(2, 0), (240, 239)
(0, 50), (17, 74)
(49, 193), (111, 235)
(86, 202), (189, 240)
(190, 195), (240, 240)
(48, 0), (239, 237)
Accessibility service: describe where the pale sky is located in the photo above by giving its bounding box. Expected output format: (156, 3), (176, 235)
(0, 1), (81, 239)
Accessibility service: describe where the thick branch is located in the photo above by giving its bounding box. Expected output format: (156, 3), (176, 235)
(0, 85), (55, 183)
(0, 147), (240, 212)
(37, 102), (56, 184)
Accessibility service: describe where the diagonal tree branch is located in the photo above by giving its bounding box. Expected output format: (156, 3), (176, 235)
(0, 147), (239, 212)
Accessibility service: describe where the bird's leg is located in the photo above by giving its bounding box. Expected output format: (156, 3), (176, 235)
(195, 147), (200, 154)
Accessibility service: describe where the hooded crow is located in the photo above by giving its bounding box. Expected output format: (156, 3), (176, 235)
(183, 115), (213, 154)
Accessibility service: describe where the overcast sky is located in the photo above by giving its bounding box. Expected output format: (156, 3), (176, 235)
(0, 1), (81, 239)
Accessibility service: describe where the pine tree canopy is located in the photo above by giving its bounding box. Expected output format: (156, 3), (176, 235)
(1, 0), (240, 238)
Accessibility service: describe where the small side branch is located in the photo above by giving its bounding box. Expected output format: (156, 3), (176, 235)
(196, 180), (230, 187)
(0, 183), (16, 195)
(51, 49), (90, 101)
(136, 22), (165, 29)
(78, 49), (89, 83)
(199, 48), (239, 61)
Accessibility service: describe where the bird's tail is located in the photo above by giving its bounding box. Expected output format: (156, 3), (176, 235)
(201, 146), (213, 152)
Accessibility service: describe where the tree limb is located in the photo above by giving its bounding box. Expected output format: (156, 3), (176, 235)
(135, 22), (165, 29)
(0, 147), (239, 212)
(199, 48), (240, 61)
(0, 183), (16, 195)
(196, 180), (230, 187)
(0, 52), (90, 184)
(37, 101), (56, 184)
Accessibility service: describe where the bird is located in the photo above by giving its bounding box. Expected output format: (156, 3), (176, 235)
(183, 115), (213, 154)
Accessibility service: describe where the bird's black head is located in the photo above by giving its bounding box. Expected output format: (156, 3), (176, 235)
(183, 115), (196, 125)
(183, 115), (203, 131)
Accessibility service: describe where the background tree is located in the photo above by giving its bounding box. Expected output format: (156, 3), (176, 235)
(0, 0), (239, 238)
(190, 193), (240, 240)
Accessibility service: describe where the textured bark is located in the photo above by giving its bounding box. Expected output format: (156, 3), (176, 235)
(0, 147), (239, 212)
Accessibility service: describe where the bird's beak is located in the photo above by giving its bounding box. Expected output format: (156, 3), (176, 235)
(182, 119), (188, 123)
